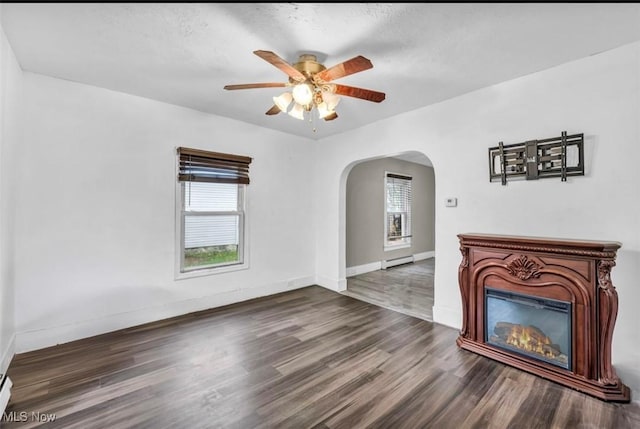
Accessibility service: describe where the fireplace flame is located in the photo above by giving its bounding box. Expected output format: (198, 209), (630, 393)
(491, 322), (566, 363)
(506, 325), (556, 358)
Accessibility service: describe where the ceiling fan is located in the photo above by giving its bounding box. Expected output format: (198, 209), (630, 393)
(223, 50), (386, 122)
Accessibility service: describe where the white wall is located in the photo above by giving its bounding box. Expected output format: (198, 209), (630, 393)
(14, 72), (317, 352)
(0, 17), (20, 376)
(314, 41), (640, 397)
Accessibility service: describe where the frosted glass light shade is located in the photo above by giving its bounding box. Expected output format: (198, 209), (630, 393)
(316, 102), (333, 119)
(322, 91), (341, 110)
(273, 92), (293, 112)
(292, 84), (313, 106)
(288, 103), (305, 120)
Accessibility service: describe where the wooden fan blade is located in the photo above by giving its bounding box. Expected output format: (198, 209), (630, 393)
(253, 50), (306, 82)
(323, 112), (338, 121)
(314, 56), (373, 83)
(224, 83), (287, 90)
(333, 84), (385, 103)
(265, 105), (281, 115)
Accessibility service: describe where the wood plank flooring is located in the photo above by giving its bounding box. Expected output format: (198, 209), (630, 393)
(3, 285), (639, 428)
(345, 258), (434, 321)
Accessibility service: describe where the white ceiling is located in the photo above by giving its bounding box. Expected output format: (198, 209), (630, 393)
(2, 3), (640, 140)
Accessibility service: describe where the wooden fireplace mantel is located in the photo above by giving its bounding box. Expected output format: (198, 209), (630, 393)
(456, 233), (630, 402)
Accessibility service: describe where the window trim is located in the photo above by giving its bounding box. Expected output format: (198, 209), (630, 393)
(174, 148), (250, 280)
(383, 170), (412, 251)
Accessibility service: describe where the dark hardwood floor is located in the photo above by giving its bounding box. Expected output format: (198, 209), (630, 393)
(345, 258), (434, 321)
(3, 285), (639, 428)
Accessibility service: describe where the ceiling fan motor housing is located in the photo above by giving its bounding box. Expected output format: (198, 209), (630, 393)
(292, 54), (326, 81)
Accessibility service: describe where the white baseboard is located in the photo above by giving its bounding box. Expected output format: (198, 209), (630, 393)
(15, 276), (315, 354)
(432, 305), (462, 330)
(0, 333), (15, 378)
(346, 261), (382, 277)
(287, 276), (315, 289)
(381, 255), (414, 269)
(414, 251), (435, 261)
(347, 252), (434, 277)
(315, 275), (347, 292)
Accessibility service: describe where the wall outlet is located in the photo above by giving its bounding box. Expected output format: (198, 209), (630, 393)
(445, 197), (457, 207)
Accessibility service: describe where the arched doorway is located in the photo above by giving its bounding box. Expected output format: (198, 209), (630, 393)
(340, 151), (436, 320)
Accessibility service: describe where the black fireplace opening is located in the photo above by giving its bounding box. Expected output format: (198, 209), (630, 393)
(485, 287), (572, 370)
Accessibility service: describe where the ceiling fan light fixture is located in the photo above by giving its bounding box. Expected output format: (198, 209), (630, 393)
(291, 83), (313, 106)
(316, 101), (333, 119)
(321, 91), (341, 111)
(288, 102), (305, 120)
(273, 92), (293, 112)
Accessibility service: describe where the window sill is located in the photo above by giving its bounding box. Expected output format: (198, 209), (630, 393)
(175, 261), (249, 280)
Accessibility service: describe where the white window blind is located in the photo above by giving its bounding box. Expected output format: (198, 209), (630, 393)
(184, 182), (240, 249)
(385, 173), (412, 247)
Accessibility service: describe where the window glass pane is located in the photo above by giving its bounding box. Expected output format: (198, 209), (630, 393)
(184, 214), (241, 269)
(184, 245), (239, 269)
(184, 182), (238, 211)
(387, 213), (406, 240)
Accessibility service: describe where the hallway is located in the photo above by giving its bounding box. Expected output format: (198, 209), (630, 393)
(343, 258), (434, 321)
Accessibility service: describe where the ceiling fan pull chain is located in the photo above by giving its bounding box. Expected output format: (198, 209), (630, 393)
(310, 109), (317, 133)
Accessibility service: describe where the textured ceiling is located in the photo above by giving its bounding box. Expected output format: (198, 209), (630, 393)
(2, 3), (640, 140)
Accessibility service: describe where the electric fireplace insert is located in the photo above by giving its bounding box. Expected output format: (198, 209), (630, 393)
(485, 287), (571, 370)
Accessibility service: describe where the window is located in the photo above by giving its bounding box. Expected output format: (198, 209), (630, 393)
(385, 172), (412, 249)
(176, 147), (252, 276)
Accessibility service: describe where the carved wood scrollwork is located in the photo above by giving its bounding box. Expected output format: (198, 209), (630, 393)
(506, 255), (542, 280)
(597, 259), (620, 386)
(597, 260), (615, 290)
(458, 246), (469, 337)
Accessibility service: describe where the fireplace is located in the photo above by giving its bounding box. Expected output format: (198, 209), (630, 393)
(485, 288), (571, 370)
(456, 233), (630, 402)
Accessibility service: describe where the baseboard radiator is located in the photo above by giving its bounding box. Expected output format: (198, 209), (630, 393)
(381, 255), (414, 269)
(0, 374), (12, 415)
